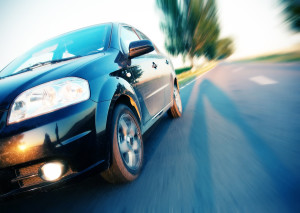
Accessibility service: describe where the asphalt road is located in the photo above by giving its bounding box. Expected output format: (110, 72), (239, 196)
(1, 62), (300, 212)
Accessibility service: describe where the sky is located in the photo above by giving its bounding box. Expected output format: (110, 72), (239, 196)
(0, 0), (299, 70)
(216, 0), (300, 59)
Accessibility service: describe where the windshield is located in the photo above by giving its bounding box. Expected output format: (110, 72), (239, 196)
(0, 23), (111, 78)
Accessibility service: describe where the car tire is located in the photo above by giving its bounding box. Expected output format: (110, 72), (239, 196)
(101, 104), (143, 183)
(168, 83), (182, 118)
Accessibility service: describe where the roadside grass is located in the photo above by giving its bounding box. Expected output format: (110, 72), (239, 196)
(175, 66), (193, 75)
(177, 61), (217, 87)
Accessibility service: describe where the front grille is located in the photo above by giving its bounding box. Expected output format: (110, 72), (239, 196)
(13, 163), (44, 188)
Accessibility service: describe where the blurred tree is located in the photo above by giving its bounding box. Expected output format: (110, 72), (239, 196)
(215, 38), (234, 60)
(156, 0), (218, 65)
(203, 43), (217, 60)
(156, 0), (233, 64)
(281, 0), (300, 32)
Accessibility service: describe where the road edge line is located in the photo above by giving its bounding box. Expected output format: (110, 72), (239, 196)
(180, 66), (217, 90)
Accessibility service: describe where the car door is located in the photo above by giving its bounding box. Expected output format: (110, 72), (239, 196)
(159, 56), (173, 106)
(134, 29), (173, 107)
(120, 25), (165, 124)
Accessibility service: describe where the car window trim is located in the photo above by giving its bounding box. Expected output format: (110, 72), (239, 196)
(107, 23), (113, 49)
(133, 28), (161, 54)
(119, 24), (140, 55)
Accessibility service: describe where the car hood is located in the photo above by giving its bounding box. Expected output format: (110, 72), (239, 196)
(0, 53), (105, 110)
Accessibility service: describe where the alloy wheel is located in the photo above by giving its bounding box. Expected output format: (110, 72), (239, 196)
(117, 113), (142, 170)
(174, 86), (182, 113)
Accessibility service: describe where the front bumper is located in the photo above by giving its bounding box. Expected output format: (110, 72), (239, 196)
(0, 99), (107, 197)
(0, 159), (106, 199)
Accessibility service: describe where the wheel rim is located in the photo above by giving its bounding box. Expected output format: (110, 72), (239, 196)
(174, 86), (182, 113)
(117, 113), (142, 170)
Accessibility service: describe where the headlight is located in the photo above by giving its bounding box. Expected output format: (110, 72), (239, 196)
(8, 77), (90, 124)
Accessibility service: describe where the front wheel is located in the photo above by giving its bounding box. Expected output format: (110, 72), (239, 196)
(101, 104), (143, 183)
(168, 83), (182, 118)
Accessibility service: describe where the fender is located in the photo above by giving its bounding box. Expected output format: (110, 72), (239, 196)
(99, 77), (141, 117)
(93, 75), (142, 132)
(92, 76), (142, 166)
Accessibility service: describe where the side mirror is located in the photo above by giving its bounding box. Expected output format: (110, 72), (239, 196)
(128, 40), (154, 59)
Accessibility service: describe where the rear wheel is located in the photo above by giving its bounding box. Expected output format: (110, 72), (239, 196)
(101, 104), (143, 183)
(168, 83), (182, 118)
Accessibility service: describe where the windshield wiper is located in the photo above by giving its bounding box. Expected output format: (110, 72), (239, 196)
(50, 55), (82, 64)
(16, 55), (82, 75)
(85, 50), (103, 56)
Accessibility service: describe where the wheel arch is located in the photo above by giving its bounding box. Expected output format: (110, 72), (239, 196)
(103, 77), (142, 125)
(109, 95), (141, 125)
(94, 76), (142, 167)
(174, 77), (179, 90)
(94, 76), (142, 126)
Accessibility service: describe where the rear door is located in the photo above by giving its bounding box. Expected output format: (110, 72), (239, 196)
(120, 26), (165, 124)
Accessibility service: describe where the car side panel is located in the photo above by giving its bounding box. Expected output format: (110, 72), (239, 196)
(154, 54), (173, 107)
(130, 54), (166, 124)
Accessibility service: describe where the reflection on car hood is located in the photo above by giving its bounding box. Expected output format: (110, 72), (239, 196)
(0, 53), (104, 110)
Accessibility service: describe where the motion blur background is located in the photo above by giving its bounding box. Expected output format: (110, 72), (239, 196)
(1, 1), (300, 212)
(0, 0), (299, 69)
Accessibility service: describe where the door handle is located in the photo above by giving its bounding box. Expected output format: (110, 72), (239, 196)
(126, 72), (131, 78)
(152, 62), (157, 69)
(122, 70), (132, 78)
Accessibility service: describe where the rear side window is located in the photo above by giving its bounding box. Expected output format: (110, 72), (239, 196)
(120, 26), (140, 53)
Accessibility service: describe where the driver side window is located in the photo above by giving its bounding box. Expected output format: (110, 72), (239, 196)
(120, 26), (140, 54)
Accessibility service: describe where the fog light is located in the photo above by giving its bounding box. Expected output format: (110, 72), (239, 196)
(40, 162), (64, 181)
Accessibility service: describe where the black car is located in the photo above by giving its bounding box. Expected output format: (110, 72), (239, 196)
(0, 22), (182, 197)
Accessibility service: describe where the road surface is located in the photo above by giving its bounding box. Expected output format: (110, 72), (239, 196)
(1, 62), (300, 212)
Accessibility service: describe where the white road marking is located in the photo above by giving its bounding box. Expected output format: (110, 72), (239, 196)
(180, 67), (215, 90)
(250, 75), (278, 85)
